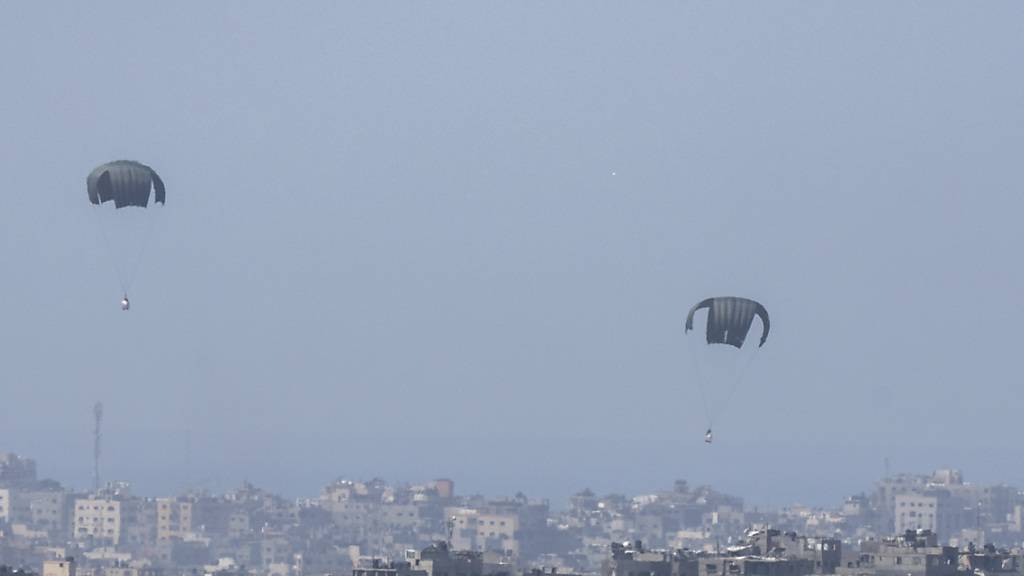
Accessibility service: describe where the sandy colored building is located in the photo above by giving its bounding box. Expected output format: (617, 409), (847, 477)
(42, 558), (75, 576)
(74, 498), (121, 545)
(156, 497), (193, 541)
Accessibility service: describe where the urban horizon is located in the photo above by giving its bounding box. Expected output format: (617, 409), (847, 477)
(5, 448), (1024, 576)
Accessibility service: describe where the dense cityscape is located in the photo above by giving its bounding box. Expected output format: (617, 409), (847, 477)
(2, 451), (1023, 576)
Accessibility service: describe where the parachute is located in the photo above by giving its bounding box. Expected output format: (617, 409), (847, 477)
(87, 161), (166, 309)
(685, 297), (769, 349)
(684, 297), (770, 441)
(88, 161), (165, 208)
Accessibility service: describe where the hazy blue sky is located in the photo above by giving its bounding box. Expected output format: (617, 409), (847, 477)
(2, 2), (1023, 507)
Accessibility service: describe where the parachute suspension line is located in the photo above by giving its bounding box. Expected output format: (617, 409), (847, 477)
(90, 207), (129, 295)
(685, 335), (713, 429)
(684, 297), (770, 437)
(89, 203), (164, 297)
(706, 345), (761, 430)
(119, 206), (164, 294)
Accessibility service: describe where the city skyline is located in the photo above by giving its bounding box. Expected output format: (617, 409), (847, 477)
(5, 448), (1024, 576)
(3, 448), (1021, 515)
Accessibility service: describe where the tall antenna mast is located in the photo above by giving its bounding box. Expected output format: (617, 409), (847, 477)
(93, 402), (103, 493)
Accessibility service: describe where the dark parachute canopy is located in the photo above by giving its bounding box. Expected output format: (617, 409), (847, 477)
(685, 297), (769, 349)
(87, 160), (165, 208)
(86, 160), (167, 307)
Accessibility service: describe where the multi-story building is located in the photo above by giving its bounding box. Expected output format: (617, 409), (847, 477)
(852, 530), (958, 576)
(156, 497), (193, 541)
(412, 541), (488, 576)
(16, 490), (69, 535)
(382, 503), (422, 532)
(894, 495), (939, 534)
(744, 530), (842, 574)
(73, 498), (121, 545)
(259, 533), (293, 570)
(475, 512), (519, 555)
(603, 541), (698, 576)
(446, 506), (520, 555)
(873, 470), (1021, 542)
(118, 497), (155, 548)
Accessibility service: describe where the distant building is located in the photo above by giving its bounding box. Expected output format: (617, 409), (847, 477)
(603, 541), (698, 576)
(959, 543), (1020, 576)
(0, 453), (37, 487)
(73, 498), (121, 545)
(434, 480), (455, 501)
(697, 556), (815, 576)
(843, 530), (957, 576)
(446, 507), (521, 556)
(192, 495), (244, 537)
(476, 512), (519, 555)
(383, 503), (423, 532)
(745, 530), (841, 574)
(417, 541), (495, 576)
(873, 470), (1015, 542)
(352, 542), (502, 576)
(894, 495), (938, 534)
(99, 563), (164, 576)
(11, 490), (69, 535)
(353, 557), (427, 576)
(156, 497), (193, 541)
(41, 558), (74, 576)
(259, 533), (293, 570)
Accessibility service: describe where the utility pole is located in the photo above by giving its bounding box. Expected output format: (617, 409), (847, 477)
(93, 402), (103, 493)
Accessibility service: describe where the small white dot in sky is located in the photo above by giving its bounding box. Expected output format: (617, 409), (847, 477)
(611, 171), (617, 176)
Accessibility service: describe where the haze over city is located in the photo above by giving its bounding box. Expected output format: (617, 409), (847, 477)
(2, 0), (1023, 522)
